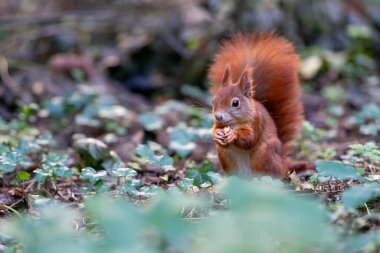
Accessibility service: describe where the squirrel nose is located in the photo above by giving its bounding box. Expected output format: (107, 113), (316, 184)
(215, 112), (223, 121)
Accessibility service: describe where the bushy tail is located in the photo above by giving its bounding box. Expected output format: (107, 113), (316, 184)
(208, 32), (303, 155)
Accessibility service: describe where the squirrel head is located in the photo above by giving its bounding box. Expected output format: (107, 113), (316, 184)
(212, 64), (256, 127)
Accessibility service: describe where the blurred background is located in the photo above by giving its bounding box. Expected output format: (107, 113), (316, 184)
(2, 3), (380, 251)
(0, 0), (379, 152)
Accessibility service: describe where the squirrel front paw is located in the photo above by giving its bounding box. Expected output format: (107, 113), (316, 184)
(223, 128), (237, 145)
(213, 127), (237, 146)
(213, 128), (226, 145)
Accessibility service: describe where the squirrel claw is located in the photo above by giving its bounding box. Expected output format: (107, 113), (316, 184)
(215, 132), (225, 139)
(216, 139), (226, 145)
(213, 128), (226, 145)
(224, 131), (237, 144)
(214, 135), (226, 145)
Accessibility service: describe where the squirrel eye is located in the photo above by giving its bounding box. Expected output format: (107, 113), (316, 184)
(231, 99), (239, 107)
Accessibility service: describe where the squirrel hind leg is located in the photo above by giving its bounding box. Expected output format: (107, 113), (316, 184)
(285, 160), (316, 175)
(216, 146), (236, 174)
(252, 139), (286, 178)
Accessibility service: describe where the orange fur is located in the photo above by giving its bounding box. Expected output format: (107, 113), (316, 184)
(209, 32), (304, 178)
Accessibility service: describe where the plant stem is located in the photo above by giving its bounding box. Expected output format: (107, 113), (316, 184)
(0, 204), (22, 219)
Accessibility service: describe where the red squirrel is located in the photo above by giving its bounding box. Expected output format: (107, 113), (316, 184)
(208, 32), (305, 178)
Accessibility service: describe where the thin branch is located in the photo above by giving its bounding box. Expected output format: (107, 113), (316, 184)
(0, 54), (20, 95)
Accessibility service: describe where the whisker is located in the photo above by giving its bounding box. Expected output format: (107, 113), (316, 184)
(188, 105), (212, 114)
(187, 101), (213, 114)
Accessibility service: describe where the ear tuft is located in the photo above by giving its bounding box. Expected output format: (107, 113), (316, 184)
(237, 67), (254, 98)
(222, 64), (232, 87)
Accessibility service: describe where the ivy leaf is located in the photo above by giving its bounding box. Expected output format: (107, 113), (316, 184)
(17, 171), (31, 181)
(199, 162), (213, 174)
(168, 126), (196, 144)
(135, 185), (163, 197)
(207, 172), (224, 185)
(112, 168), (137, 178)
(316, 161), (363, 181)
(31, 153), (72, 182)
(349, 142), (380, 165)
(360, 124), (379, 136)
(168, 126), (197, 158)
(342, 183), (380, 209)
(150, 154), (173, 167)
(36, 132), (55, 146)
(135, 144), (154, 163)
(34, 169), (53, 183)
(138, 113), (164, 131)
(187, 162), (214, 187)
(96, 183), (110, 194)
(80, 167), (107, 185)
(177, 178), (194, 191)
(0, 150), (24, 173)
(54, 166), (73, 178)
(169, 141), (196, 158)
(118, 181), (136, 194)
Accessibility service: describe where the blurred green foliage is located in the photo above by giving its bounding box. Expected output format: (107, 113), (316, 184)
(2, 177), (378, 253)
(1, 1), (380, 252)
(3, 177), (380, 253)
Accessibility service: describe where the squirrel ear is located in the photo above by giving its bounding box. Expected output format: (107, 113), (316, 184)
(222, 64), (232, 87)
(237, 67), (254, 98)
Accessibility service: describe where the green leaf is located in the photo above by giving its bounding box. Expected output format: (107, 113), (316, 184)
(186, 169), (202, 186)
(349, 142), (380, 164)
(168, 126), (196, 144)
(316, 161), (363, 181)
(96, 183), (110, 194)
(112, 168), (137, 178)
(36, 132), (55, 146)
(177, 178), (194, 191)
(117, 181), (136, 194)
(360, 124), (379, 136)
(207, 171), (224, 185)
(80, 167), (107, 185)
(168, 126), (205, 158)
(150, 154), (173, 167)
(342, 183), (380, 209)
(135, 144), (154, 163)
(54, 166), (73, 178)
(138, 113), (164, 131)
(0, 150), (24, 173)
(17, 171), (31, 181)
(345, 231), (380, 252)
(199, 161), (213, 174)
(34, 168), (52, 183)
(186, 162), (213, 187)
(136, 185), (163, 197)
(169, 141), (195, 158)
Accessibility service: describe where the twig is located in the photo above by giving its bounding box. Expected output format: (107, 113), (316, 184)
(364, 203), (371, 216)
(0, 204), (22, 219)
(0, 54), (20, 95)
(25, 179), (36, 192)
(10, 198), (25, 208)
(56, 191), (69, 202)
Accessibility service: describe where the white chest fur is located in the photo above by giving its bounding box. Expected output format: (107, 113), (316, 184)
(228, 145), (253, 177)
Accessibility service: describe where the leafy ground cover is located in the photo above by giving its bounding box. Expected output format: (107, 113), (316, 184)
(1, 1), (380, 252)
(0, 76), (379, 252)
